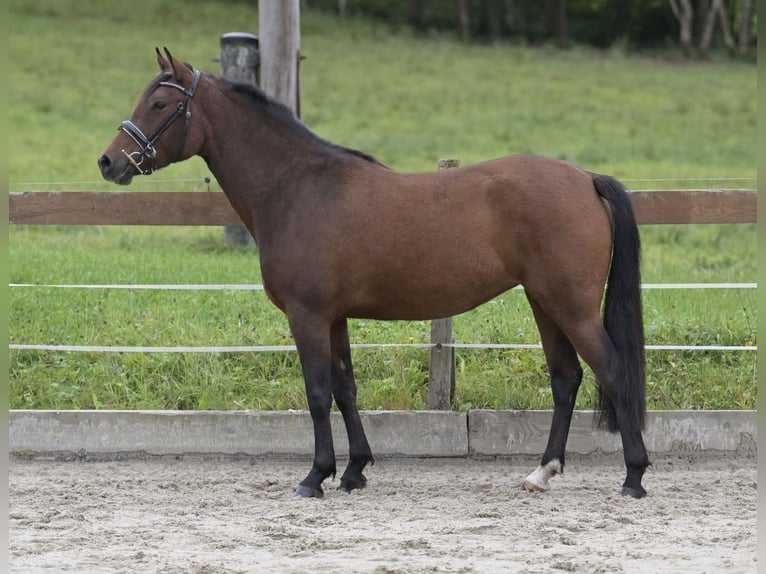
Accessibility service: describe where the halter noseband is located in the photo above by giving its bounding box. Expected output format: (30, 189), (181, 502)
(119, 68), (202, 175)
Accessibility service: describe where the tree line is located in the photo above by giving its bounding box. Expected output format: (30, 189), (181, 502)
(304, 0), (757, 57)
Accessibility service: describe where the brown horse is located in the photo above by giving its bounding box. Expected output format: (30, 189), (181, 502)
(99, 48), (650, 499)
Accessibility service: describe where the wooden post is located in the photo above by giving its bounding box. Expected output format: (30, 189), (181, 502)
(220, 32), (260, 247)
(258, 0), (301, 116)
(428, 158), (460, 410)
(220, 32), (260, 85)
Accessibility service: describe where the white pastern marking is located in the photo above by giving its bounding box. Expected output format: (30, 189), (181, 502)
(522, 460), (562, 492)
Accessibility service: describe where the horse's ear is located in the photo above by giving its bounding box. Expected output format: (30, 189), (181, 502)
(155, 47), (171, 74)
(162, 47), (187, 82)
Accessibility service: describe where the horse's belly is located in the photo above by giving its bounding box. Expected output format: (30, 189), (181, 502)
(345, 269), (518, 321)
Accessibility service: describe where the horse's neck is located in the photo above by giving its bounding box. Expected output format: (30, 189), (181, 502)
(198, 89), (329, 243)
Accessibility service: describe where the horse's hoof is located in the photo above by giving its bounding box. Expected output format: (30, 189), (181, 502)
(338, 475), (367, 494)
(620, 486), (647, 499)
(522, 479), (549, 493)
(522, 462), (559, 493)
(293, 485), (324, 499)
(338, 481), (366, 494)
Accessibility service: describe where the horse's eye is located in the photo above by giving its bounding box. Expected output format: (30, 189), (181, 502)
(152, 101), (167, 111)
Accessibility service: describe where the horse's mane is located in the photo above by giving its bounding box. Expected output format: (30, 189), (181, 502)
(211, 73), (386, 168)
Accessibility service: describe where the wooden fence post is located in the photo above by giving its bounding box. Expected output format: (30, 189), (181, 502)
(220, 32), (260, 247)
(259, 0), (301, 116)
(428, 158), (459, 410)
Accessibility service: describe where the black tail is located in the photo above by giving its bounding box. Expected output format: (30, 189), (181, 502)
(592, 174), (646, 433)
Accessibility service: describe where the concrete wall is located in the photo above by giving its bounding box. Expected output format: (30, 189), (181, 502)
(9, 409), (756, 459)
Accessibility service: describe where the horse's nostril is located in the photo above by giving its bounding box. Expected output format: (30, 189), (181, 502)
(98, 154), (111, 171)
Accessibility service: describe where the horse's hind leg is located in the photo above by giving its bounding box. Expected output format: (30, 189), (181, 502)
(564, 320), (650, 498)
(331, 318), (374, 493)
(522, 295), (584, 492)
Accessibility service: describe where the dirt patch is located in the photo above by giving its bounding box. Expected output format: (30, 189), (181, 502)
(9, 455), (757, 573)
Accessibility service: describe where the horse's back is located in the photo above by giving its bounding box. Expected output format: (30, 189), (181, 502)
(326, 154), (613, 320)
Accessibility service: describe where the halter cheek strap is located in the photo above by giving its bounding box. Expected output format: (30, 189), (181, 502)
(119, 68), (201, 175)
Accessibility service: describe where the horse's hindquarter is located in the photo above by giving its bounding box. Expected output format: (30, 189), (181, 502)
(336, 155), (612, 320)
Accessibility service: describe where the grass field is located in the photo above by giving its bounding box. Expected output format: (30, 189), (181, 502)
(9, 0), (757, 412)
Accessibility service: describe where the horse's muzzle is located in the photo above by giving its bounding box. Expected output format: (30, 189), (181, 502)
(98, 153), (135, 185)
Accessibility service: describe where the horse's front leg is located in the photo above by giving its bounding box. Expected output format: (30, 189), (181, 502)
(288, 308), (336, 498)
(331, 318), (374, 493)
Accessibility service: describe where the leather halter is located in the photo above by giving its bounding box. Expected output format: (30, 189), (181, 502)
(119, 68), (201, 175)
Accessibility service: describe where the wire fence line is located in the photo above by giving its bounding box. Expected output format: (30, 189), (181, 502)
(9, 281), (757, 353)
(8, 282), (759, 291)
(7, 343), (757, 353)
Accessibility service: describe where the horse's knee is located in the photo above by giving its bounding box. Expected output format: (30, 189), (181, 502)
(305, 384), (333, 414)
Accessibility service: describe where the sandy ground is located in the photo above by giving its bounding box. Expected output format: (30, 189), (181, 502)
(9, 454), (757, 573)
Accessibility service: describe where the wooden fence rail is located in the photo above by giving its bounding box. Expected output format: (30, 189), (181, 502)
(8, 186), (758, 409)
(9, 188), (758, 226)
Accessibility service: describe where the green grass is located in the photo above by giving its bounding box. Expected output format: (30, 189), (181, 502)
(8, 0), (757, 412)
(9, 0), (756, 183)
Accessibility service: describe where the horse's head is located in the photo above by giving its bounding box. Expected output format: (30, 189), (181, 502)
(98, 48), (203, 185)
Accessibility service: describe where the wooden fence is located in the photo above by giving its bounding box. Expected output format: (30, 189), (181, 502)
(9, 186), (758, 408)
(9, 188), (757, 226)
